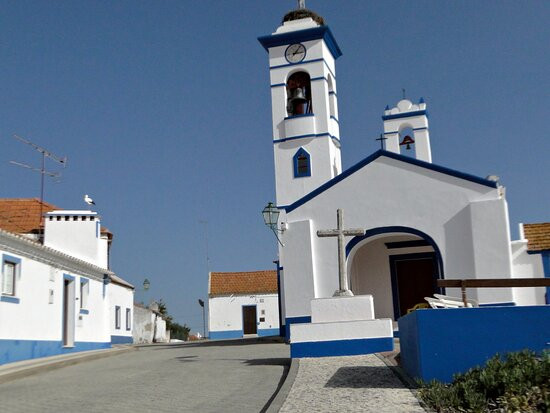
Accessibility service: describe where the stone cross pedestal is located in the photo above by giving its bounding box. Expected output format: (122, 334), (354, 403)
(317, 209), (365, 297)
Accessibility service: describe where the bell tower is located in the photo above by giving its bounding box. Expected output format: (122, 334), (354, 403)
(259, 7), (342, 207)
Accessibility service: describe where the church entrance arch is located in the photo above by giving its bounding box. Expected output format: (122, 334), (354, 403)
(346, 227), (444, 320)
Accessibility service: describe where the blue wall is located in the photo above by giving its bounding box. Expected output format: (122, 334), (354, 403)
(399, 306), (550, 383)
(209, 328), (281, 340)
(110, 335), (133, 344)
(291, 337), (393, 358)
(0, 339), (111, 365)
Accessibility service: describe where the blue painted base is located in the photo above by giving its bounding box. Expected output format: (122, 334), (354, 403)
(111, 335), (133, 344)
(0, 339), (111, 365)
(291, 337), (394, 358)
(285, 316), (311, 341)
(399, 306), (550, 383)
(209, 328), (281, 340)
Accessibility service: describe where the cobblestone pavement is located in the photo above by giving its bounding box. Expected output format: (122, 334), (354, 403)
(280, 354), (426, 413)
(0, 338), (288, 413)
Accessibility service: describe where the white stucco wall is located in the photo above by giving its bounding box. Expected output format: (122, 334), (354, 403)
(0, 230), (112, 347)
(511, 240), (546, 305)
(278, 154), (515, 320)
(208, 293), (279, 337)
(108, 282), (134, 340)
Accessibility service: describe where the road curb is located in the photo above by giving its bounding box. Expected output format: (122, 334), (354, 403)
(264, 357), (299, 413)
(0, 345), (136, 385)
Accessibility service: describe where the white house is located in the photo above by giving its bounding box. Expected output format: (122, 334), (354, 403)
(257, 8), (548, 349)
(0, 198), (134, 364)
(208, 270), (280, 339)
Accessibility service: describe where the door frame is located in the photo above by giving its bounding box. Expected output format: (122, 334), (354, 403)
(389, 252), (442, 319)
(241, 304), (257, 336)
(62, 274), (76, 347)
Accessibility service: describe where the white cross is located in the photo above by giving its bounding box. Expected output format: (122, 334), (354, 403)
(317, 209), (365, 296)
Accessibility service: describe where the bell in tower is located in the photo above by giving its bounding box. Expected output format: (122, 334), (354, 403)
(287, 72), (312, 116)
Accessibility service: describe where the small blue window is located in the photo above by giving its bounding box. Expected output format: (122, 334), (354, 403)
(293, 148), (311, 178)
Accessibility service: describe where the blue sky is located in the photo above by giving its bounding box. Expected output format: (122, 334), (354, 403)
(1, 1), (548, 333)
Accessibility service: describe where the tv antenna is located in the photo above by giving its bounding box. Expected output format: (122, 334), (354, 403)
(9, 134), (67, 236)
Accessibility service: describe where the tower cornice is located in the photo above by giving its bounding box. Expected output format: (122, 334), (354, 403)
(258, 26), (342, 60)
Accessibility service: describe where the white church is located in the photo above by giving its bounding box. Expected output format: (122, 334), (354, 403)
(258, 8), (547, 355)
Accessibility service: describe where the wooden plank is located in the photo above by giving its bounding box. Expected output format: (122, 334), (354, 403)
(437, 278), (550, 288)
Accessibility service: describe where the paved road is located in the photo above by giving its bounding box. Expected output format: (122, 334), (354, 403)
(0, 338), (289, 413)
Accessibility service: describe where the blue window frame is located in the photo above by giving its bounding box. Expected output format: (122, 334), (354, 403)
(293, 148), (311, 178)
(1, 254), (21, 303)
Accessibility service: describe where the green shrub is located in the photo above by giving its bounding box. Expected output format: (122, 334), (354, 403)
(418, 350), (550, 412)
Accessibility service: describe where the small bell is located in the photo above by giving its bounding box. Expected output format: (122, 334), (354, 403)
(399, 135), (415, 150)
(289, 87), (308, 115)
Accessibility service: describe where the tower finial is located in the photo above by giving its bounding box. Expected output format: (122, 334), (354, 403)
(298, 0), (306, 9)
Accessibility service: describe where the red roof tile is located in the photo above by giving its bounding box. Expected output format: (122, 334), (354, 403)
(0, 198), (58, 234)
(209, 270), (278, 296)
(524, 223), (550, 252)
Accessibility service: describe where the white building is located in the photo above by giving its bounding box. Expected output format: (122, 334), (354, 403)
(257, 9), (548, 344)
(0, 198), (134, 364)
(208, 271), (280, 339)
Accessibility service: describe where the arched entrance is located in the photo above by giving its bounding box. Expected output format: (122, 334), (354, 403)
(346, 227), (444, 320)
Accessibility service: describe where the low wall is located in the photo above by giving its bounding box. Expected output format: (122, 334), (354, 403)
(398, 306), (550, 383)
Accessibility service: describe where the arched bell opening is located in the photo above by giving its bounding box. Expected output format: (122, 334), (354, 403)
(346, 227), (444, 320)
(398, 124), (416, 158)
(286, 71), (312, 116)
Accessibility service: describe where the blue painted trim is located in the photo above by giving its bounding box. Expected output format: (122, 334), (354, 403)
(291, 337), (393, 358)
(385, 127), (428, 135)
(382, 110), (427, 121)
(209, 330), (243, 340)
(258, 26), (343, 59)
(389, 252), (440, 319)
(329, 91), (337, 97)
(275, 260), (284, 337)
(310, 76), (327, 82)
(273, 132), (340, 144)
(269, 58), (337, 80)
(257, 328), (280, 337)
(330, 115), (339, 124)
(270, 82), (286, 88)
(110, 335), (132, 345)
(80, 277), (89, 284)
(0, 295), (20, 303)
(242, 304), (257, 335)
(2, 253), (21, 297)
(285, 316), (311, 341)
(79, 309), (89, 315)
(285, 113), (314, 120)
(63, 273), (75, 281)
(293, 147), (312, 178)
(413, 127), (428, 131)
(346, 226), (445, 290)
(280, 150), (498, 213)
(542, 252), (550, 304)
(0, 339), (111, 365)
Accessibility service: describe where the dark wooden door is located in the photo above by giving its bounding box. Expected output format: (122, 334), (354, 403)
(392, 255), (437, 318)
(242, 306), (257, 335)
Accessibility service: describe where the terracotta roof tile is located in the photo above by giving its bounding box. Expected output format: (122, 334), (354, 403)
(0, 198), (58, 234)
(209, 270), (278, 296)
(524, 223), (550, 252)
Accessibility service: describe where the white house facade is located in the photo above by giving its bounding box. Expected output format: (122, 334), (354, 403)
(208, 271), (280, 340)
(0, 199), (134, 364)
(258, 9), (547, 343)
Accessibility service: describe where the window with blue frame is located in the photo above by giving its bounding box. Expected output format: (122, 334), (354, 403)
(293, 148), (311, 178)
(2, 254), (21, 300)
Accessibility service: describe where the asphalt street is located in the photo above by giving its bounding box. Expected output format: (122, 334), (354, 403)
(0, 338), (289, 413)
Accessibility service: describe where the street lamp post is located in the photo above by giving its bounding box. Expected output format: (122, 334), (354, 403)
(198, 299), (205, 339)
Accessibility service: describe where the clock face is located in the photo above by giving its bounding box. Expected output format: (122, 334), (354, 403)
(285, 43), (306, 63)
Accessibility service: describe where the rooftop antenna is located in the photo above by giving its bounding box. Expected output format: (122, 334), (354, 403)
(9, 134), (67, 238)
